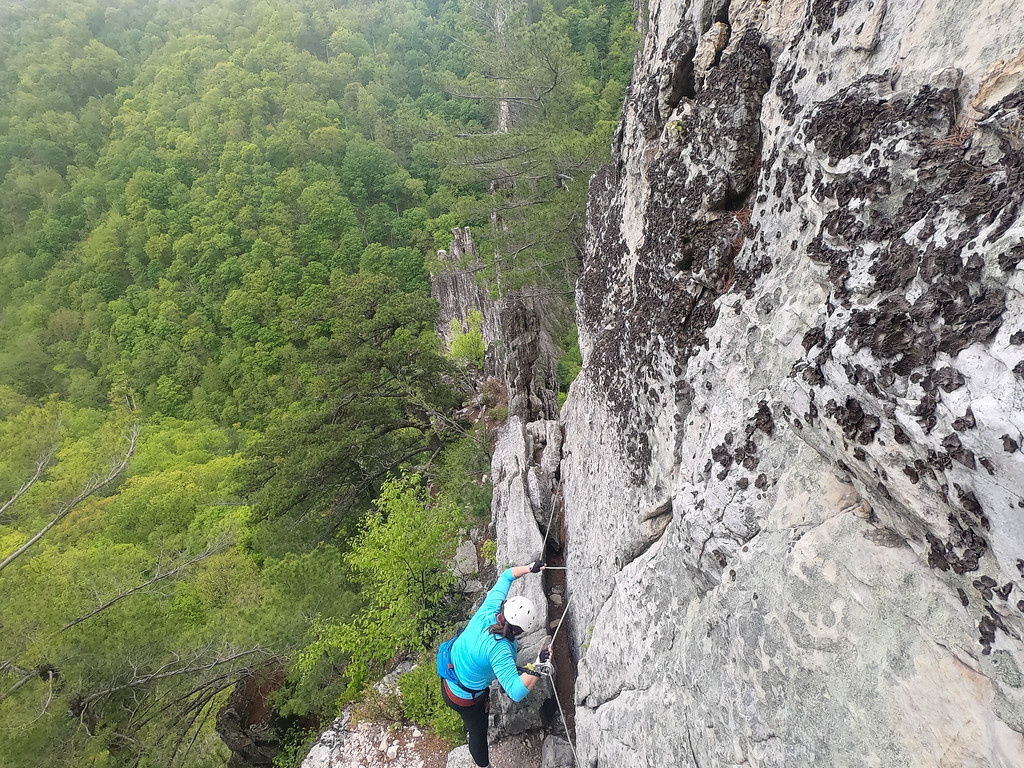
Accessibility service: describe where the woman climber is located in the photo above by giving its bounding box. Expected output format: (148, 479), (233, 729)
(436, 561), (551, 768)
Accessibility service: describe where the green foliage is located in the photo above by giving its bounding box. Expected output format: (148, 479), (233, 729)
(294, 473), (461, 702)
(347, 654), (463, 746)
(557, 322), (583, 396)
(480, 538), (497, 565)
(242, 272), (460, 528)
(271, 727), (320, 768)
(448, 309), (486, 372)
(0, 404), (268, 767)
(397, 655), (464, 745)
(430, 427), (493, 522)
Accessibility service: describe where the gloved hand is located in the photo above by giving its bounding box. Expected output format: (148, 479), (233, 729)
(539, 646), (551, 663)
(530, 560), (546, 573)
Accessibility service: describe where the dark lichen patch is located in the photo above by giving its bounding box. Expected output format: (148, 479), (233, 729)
(660, 27), (698, 116)
(580, 33), (776, 482)
(933, 367), (966, 392)
(578, 164), (629, 333)
(979, 614), (1005, 655)
(824, 397), (881, 444)
(927, 506), (988, 576)
(802, 325), (826, 352)
(752, 400), (774, 436)
(893, 424), (911, 445)
(1010, 331), (1024, 345)
(927, 533), (950, 570)
(805, 77), (955, 164)
(998, 240), (1024, 271)
(952, 408), (976, 431)
(792, 79), (1022, 506)
(941, 433), (977, 469)
(712, 442), (734, 470)
(811, 0), (852, 31)
(774, 61), (805, 124)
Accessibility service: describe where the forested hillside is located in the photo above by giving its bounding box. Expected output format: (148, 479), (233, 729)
(0, 0), (636, 765)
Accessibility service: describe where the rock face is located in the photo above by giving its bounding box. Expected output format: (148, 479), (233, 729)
(432, 228), (562, 421)
(215, 667), (283, 768)
(489, 416), (562, 736)
(561, 0), (1024, 766)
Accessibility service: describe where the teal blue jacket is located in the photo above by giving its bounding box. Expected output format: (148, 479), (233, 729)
(440, 568), (530, 702)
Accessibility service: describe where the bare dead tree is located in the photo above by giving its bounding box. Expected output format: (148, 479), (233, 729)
(0, 421), (141, 575)
(0, 664), (36, 705)
(72, 646), (266, 719)
(0, 445), (57, 521)
(60, 542), (229, 631)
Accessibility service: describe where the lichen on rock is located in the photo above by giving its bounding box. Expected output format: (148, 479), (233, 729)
(559, 0), (1024, 764)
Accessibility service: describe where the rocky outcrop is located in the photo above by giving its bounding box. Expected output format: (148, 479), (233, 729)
(561, 0), (1024, 765)
(433, 228), (504, 368)
(489, 416), (563, 737)
(215, 666), (284, 768)
(432, 229), (561, 421)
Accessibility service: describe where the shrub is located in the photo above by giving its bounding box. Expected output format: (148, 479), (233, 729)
(448, 310), (485, 371)
(397, 655), (464, 745)
(432, 429), (492, 522)
(293, 474), (461, 702)
(480, 539), (496, 565)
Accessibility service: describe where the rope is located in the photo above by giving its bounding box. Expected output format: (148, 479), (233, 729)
(537, 587), (581, 765)
(544, 664), (583, 768)
(537, 498), (582, 766)
(548, 587), (576, 645)
(541, 496), (558, 552)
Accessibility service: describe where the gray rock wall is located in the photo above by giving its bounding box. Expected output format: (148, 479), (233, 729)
(561, 0), (1024, 765)
(489, 416), (563, 736)
(431, 229), (562, 421)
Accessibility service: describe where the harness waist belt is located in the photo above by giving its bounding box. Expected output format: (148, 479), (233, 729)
(442, 678), (485, 707)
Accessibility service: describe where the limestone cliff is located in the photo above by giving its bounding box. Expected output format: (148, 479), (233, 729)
(433, 228), (562, 421)
(560, 0), (1024, 766)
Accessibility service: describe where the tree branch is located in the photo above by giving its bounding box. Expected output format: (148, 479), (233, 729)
(0, 445), (57, 521)
(76, 647), (265, 715)
(61, 543), (227, 631)
(0, 668), (38, 705)
(0, 422), (140, 575)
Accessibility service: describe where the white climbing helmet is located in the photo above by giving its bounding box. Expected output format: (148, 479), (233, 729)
(503, 595), (539, 635)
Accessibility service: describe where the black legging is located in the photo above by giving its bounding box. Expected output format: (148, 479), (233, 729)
(440, 681), (490, 767)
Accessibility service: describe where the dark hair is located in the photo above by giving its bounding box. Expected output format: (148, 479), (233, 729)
(487, 601), (518, 641)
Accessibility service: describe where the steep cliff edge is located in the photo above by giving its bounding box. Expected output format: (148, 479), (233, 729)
(433, 228), (562, 422)
(562, 0), (1024, 765)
